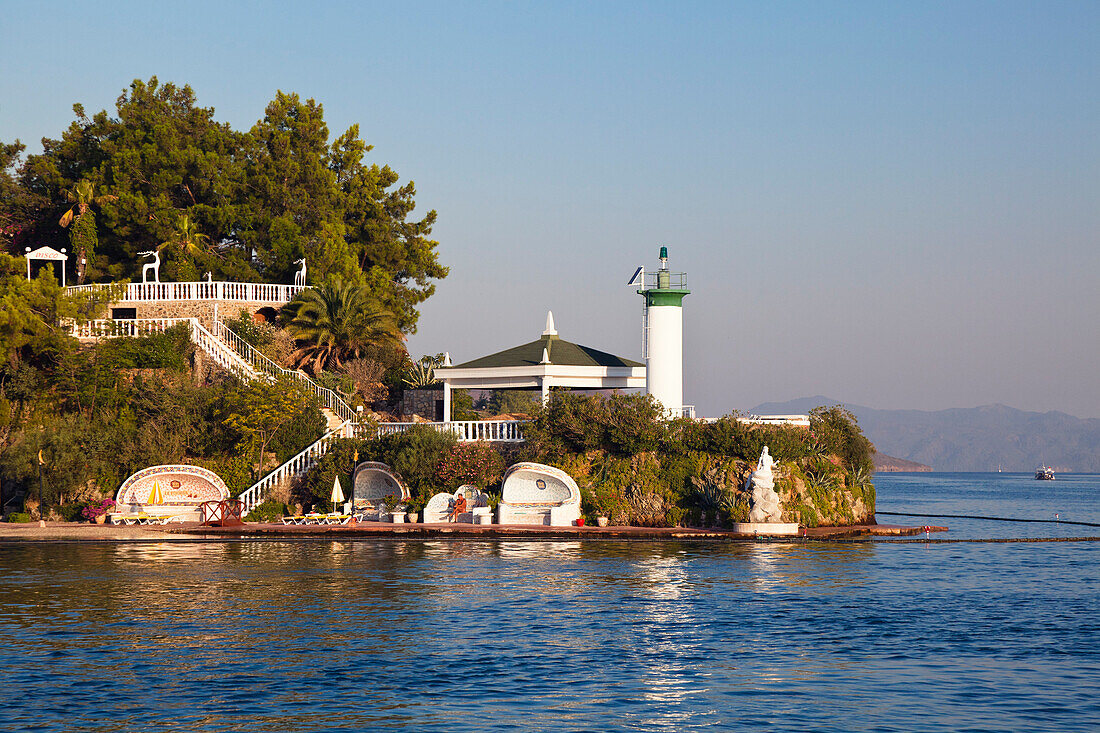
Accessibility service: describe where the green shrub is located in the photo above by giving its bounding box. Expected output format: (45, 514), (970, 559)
(224, 310), (277, 350)
(486, 390), (539, 416)
(810, 405), (874, 473)
(269, 397), (327, 463)
(245, 499), (287, 523)
(99, 323), (191, 371)
(374, 426), (457, 497)
(540, 394), (606, 452)
(57, 503), (87, 522)
(298, 438), (368, 506)
(603, 394), (664, 455)
(197, 454), (253, 497)
(7, 513), (31, 523)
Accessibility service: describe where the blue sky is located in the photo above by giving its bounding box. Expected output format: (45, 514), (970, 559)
(3, 1), (1098, 417)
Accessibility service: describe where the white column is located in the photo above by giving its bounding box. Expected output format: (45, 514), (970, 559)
(442, 381), (452, 423)
(646, 304), (683, 416)
(540, 376), (552, 405)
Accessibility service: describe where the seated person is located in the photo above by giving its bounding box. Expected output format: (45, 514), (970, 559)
(448, 493), (467, 522)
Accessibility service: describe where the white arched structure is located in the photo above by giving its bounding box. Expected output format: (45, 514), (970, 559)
(24, 246), (68, 286)
(113, 464), (230, 523)
(497, 462), (582, 527)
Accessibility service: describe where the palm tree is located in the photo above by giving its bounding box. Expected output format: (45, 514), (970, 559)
(160, 214), (209, 257)
(59, 180), (117, 284)
(280, 278), (402, 373)
(58, 180), (117, 228)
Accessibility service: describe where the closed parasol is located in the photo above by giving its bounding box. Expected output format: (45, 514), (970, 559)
(330, 475), (345, 513)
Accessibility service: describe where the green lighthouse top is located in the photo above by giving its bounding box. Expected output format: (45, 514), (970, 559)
(637, 245), (689, 305)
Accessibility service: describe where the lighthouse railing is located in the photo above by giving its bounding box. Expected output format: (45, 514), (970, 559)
(641, 271), (688, 289)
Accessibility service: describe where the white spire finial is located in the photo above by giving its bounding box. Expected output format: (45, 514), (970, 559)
(540, 347), (551, 364)
(443, 352), (452, 367)
(543, 310), (557, 336)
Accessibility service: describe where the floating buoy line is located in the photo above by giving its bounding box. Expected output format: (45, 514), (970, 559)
(876, 510), (1100, 528)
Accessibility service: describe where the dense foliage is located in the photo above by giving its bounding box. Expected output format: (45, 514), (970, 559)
(297, 393), (877, 527)
(1, 77), (446, 332)
(0, 324), (325, 518)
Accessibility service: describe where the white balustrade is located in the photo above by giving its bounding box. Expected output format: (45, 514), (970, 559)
(66, 318), (192, 339)
(212, 320), (358, 424)
(238, 422), (352, 513)
(354, 420), (527, 443)
(65, 281), (307, 304)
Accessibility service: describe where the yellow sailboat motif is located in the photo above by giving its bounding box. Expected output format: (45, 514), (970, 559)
(148, 479), (165, 505)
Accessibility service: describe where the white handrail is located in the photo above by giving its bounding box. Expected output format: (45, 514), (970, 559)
(238, 421), (352, 513)
(67, 317), (192, 339)
(354, 420), (528, 442)
(66, 281), (307, 304)
(189, 320), (259, 380)
(212, 320), (358, 424)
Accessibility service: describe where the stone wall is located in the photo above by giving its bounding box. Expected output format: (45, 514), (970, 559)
(400, 389), (443, 421)
(113, 301), (280, 328)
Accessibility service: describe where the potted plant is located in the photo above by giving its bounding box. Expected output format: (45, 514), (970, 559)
(404, 495), (423, 524)
(82, 498), (117, 525)
(384, 495), (405, 523)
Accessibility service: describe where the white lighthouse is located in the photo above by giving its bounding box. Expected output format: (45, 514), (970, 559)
(632, 246), (690, 418)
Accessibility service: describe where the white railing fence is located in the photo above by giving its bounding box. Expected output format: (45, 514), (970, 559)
(189, 320), (260, 380)
(66, 281), (307, 304)
(357, 420), (528, 442)
(238, 422), (352, 514)
(212, 320), (358, 424)
(67, 317), (192, 339)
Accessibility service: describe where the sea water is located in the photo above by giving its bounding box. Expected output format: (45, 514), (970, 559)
(1, 473), (1098, 732)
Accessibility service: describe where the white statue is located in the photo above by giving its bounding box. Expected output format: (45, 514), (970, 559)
(753, 446), (776, 488)
(748, 445), (783, 523)
(204, 271), (213, 282)
(138, 250), (160, 283)
(294, 258), (307, 286)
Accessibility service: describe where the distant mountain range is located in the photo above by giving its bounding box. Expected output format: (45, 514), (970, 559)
(872, 451), (932, 472)
(750, 396), (1100, 472)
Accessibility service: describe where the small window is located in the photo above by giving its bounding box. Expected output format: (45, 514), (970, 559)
(111, 308), (137, 320)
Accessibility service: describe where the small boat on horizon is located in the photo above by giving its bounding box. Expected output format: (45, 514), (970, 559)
(1035, 465), (1055, 480)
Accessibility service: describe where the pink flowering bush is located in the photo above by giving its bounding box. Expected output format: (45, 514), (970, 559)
(433, 443), (505, 490)
(81, 498), (116, 521)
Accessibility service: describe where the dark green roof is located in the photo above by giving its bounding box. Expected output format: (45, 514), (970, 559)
(455, 335), (643, 369)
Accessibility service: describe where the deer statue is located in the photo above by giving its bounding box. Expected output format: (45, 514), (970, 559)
(204, 271), (213, 283)
(138, 250), (160, 283)
(294, 258), (307, 286)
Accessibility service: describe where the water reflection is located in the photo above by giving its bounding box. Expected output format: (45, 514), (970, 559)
(0, 538), (1097, 732)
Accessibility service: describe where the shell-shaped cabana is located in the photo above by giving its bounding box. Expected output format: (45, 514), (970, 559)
(114, 464), (230, 522)
(498, 462), (581, 526)
(352, 462), (410, 507)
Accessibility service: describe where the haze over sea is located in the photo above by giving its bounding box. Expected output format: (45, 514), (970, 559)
(1, 473), (1097, 732)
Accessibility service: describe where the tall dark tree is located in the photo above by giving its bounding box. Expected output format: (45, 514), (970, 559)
(7, 77), (446, 333)
(18, 78), (250, 281)
(244, 94), (446, 331)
